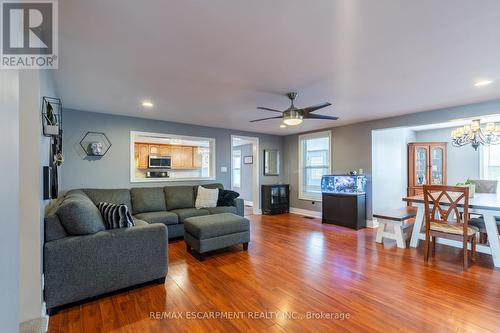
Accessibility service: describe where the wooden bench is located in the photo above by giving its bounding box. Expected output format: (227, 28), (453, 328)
(373, 207), (418, 248)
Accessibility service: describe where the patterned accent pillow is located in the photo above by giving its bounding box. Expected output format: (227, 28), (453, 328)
(97, 202), (135, 229)
(195, 186), (219, 209)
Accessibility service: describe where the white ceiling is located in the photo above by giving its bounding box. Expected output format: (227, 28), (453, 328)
(55, 0), (500, 135)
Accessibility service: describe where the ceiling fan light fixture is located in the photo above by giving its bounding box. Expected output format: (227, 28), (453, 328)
(283, 109), (303, 126)
(250, 92), (336, 125)
(283, 117), (303, 126)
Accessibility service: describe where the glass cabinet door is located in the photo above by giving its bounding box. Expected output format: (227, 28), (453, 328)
(430, 147), (444, 185)
(415, 147), (428, 186)
(279, 186), (288, 204)
(271, 186), (279, 204)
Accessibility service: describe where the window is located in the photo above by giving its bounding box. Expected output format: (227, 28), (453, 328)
(232, 149), (241, 188)
(481, 145), (500, 182)
(130, 131), (215, 182)
(299, 131), (331, 200)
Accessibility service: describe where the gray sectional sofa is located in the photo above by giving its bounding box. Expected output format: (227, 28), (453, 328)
(44, 183), (243, 314)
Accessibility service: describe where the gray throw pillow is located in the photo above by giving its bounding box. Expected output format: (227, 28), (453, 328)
(56, 194), (106, 235)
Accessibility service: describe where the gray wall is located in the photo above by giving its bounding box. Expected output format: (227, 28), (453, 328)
(0, 70), (19, 333)
(372, 128), (416, 213)
(284, 99), (500, 218)
(61, 109), (285, 209)
(232, 144), (253, 201)
(19, 70), (57, 323)
(415, 127), (480, 185)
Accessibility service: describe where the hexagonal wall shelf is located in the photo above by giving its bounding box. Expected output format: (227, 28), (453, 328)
(79, 132), (112, 157)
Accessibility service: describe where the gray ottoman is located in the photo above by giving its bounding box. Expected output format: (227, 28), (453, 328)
(184, 213), (250, 260)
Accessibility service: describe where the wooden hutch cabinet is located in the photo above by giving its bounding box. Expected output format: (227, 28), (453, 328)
(407, 142), (447, 197)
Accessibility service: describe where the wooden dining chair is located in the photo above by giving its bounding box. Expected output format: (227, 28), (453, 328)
(422, 185), (479, 271)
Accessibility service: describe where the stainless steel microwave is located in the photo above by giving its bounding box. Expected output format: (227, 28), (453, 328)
(148, 156), (171, 169)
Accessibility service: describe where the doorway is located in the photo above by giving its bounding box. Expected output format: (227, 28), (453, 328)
(231, 135), (260, 215)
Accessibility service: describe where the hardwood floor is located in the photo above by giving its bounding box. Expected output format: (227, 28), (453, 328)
(48, 213), (500, 333)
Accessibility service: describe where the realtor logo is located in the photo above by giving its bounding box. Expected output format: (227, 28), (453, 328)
(1, 0), (58, 68)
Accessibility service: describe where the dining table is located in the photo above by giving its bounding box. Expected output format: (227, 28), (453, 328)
(403, 192), (500, 268)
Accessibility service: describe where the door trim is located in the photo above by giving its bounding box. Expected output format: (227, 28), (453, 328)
(231, 135), (260, 215)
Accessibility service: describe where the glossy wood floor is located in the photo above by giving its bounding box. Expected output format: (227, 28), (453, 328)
(48, 210), (500, 333)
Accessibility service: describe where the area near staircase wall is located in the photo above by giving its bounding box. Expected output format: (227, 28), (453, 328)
(0, 70), (20, 333)
(372, 127), (416, 213)
(19, 70), (58, 329)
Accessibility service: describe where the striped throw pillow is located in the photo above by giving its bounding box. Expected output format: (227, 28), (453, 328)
(97, 202), (135, 229)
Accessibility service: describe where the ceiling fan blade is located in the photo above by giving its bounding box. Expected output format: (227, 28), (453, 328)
(257, 107), (283, 113)
(301, 102), (332, 114)
(304, 114), (339, 120)
(250, 116), (283, 123)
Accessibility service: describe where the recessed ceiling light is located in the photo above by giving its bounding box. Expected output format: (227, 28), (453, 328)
(280, 124), (286, 128)
(474, 80), (493, 87)
(141, 100), (154, 108)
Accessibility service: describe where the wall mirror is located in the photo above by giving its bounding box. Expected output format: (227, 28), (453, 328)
(264, 149), (280, 176)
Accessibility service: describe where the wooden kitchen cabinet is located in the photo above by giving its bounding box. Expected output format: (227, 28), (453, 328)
(171, 146), (183, 169)
(408, 142), (447, 197)
(182, 147), (193, 168)
(149, 145), (159, 155)
(159, 146), (171, 157)
(136, 144), (150, 169)
(135, 142), (200, 170)
(171, 146), (195, 169)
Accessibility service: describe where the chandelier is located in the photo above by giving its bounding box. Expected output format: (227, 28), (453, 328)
(451, 119), (500, 150)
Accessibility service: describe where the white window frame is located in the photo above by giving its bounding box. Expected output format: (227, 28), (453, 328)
(130, 131), (216, 182)
(480, 144), (500, 180)
(232, 149), (241, 188)
(298, 130), (332, 201)
(480, 145), (486, 179)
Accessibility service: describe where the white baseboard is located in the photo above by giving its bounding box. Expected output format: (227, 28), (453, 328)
(366, 218), (379, 228)
(289, 208), (378, 228)
(289, 207), (322, 218)
(42, 301), (48, 332)
(244, 200), (253, 207)
(20, 316), (48, 333)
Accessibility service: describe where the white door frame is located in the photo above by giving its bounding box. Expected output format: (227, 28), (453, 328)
(231, 135), (260, 215)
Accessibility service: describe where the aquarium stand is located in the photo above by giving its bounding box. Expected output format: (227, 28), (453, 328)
(322, 192), (366, 230)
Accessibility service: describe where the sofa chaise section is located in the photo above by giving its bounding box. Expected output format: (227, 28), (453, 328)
(43, 183), (242, 312)
(44, 193), (168, 314)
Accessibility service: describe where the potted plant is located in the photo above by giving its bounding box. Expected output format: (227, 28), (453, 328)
(456, 179), (475, 198)
(44, 101), (59, 135)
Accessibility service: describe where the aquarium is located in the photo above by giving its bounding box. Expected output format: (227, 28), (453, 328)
(321, 175), (367, 194)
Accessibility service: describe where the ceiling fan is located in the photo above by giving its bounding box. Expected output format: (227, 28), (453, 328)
(250, 92), (338, 126)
